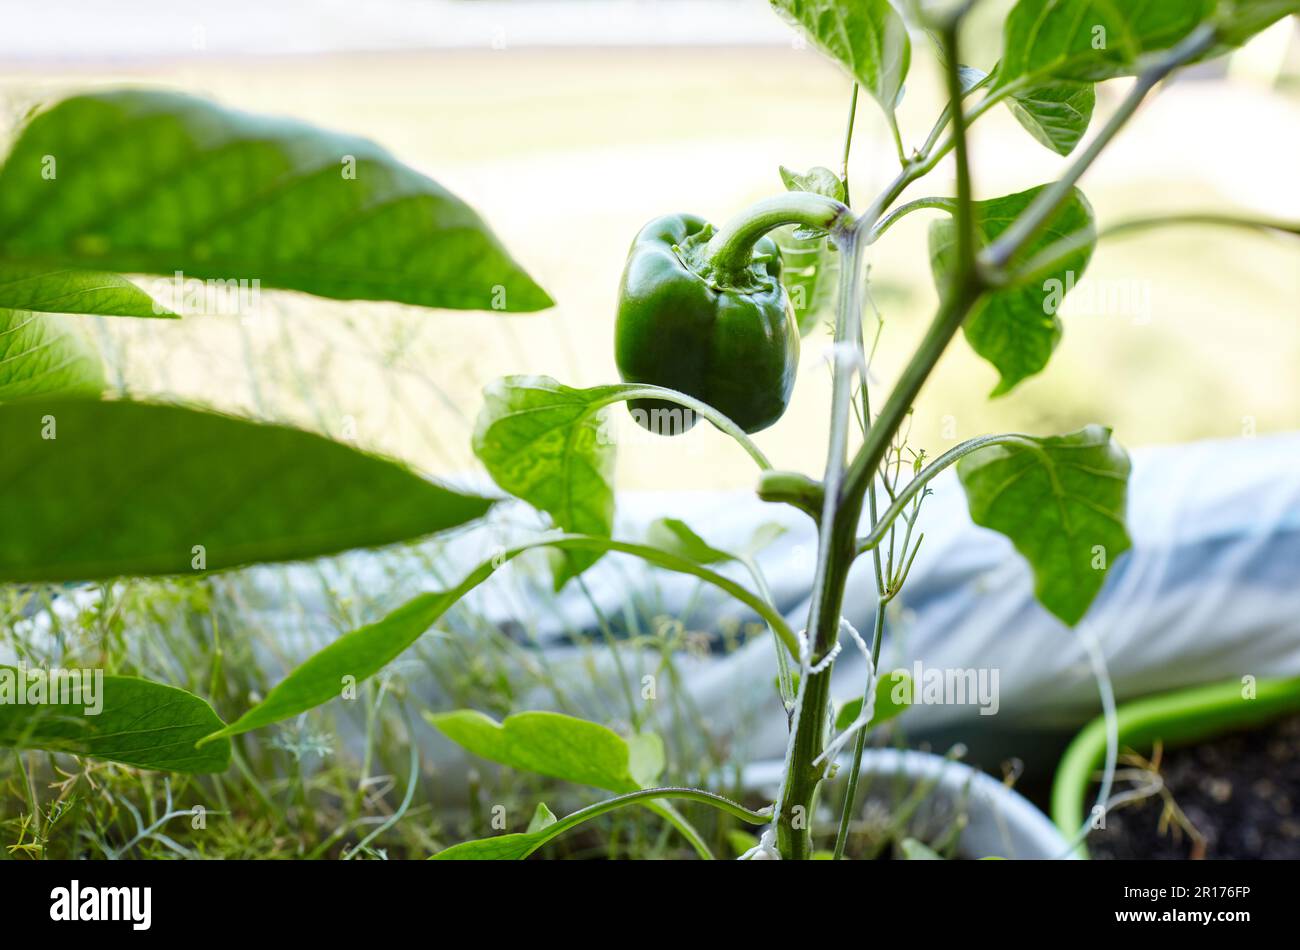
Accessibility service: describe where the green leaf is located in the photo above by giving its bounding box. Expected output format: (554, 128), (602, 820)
(473, 375), (616, 589)
(995, 0), (1217, 86)
(205, 586), (471, 742)
(526, 802), (558, 834)
(426, 717), (739, 860)
(0, 398), (493, 583)
(834, 670), (912, 731)
(1007, 81), (1096, 156)
(207, 533), (802, 743)
(774, 227), (839, 336)
(0, 666), (231, 772)
(0, 90), (552, 312)
(744, 522), (789, 556)
(432, 828), (546, 861)
(0, 262), (174, 318)
(1211, 1), (1300, 47)
(426, 713), (711, 860)
(0, 310), (104, 402)
(957, 425), (1131, 626)
(426, 710), (648, 793)
(626, 732), (667, 788)
(957, 65), (991, 94)
(778, 167), (846, 243)
(775, 162), (841, 322)
(645, 518), (733, 565)
(900, 837), (944, 860)
(772, 0), (911, 119)
(928, 183), (1096, 395)
(429, 787), (736, 861)
(779, 165), (845, 203)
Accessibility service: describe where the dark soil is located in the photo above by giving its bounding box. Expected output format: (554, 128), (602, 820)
(1089, 714), (1300, 860)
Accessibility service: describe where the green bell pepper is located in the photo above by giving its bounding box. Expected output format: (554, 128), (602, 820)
(614, 213), (799, 435)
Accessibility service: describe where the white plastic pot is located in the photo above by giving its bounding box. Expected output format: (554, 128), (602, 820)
(742, 748), (1077, 860)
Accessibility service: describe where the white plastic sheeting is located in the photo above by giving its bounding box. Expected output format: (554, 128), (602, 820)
(220, 431), (1300, 766)
(475, 431), (1300, 759)
(14, 433), (1293, 773)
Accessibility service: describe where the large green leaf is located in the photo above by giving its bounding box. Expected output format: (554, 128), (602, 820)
(0, 262), (173, 318)
(995, 0), (1217, 86)
(0, 667), (231, 772)
(0, 398), (493, 582)
(1007, 82), (1096, 156)
(205, 532), (800, 744)
(205, 586), (471, 742)
(957, 425), (1131, 626)
(473, 375), (616, 589)
(772, 0), (911, 120)
(928, 183), (1096, 395)
(426, 710), (659, 794)
(0, 309), (105, 402)
(0, 90), (552, 312)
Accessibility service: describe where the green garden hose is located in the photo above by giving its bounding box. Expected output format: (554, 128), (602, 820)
(1051, 676), (1300, 858)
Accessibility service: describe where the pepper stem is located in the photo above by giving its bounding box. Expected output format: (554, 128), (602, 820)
(704, 193), (855, 284)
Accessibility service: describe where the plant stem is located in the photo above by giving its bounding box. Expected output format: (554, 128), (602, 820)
(596, 384), (773, 470)
(756, 469), (824, 522)
(850, 79), (1020, 241)
(854, 432), (1040, 553)
(839, 24), (1218, 516)
(343, 709), (420, 859)
(775, 224), (866, 859)
(996, 209), (1300, 290)
(981, 23), (1217, 271)
(775, 11), (982, 860)
(841, 83), (859, 205)
(768, 13), (1218, 861)
(868, 196), (958, 244)
(496, 535), (803, 660)
(1102, 212), (1300, 240)
(832, 347), (888, 860)
(829, 231), (895, 859)
(831, 589), (885, 859)
(646, 800), (714, 860)
(502, 786), (773, 860)
(704, 193), (854, 282)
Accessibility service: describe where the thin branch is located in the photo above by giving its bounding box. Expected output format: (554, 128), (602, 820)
(981, 23), (1218, 273)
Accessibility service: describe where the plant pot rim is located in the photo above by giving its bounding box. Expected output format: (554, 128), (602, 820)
(743, 747), (1076, 860)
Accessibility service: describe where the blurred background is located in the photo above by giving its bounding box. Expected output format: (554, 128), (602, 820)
(1, 0), (1297, 862)
(2, 0), (1296, 492)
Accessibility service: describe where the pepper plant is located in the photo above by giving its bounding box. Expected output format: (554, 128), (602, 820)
(1, 0), (1297, 860)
